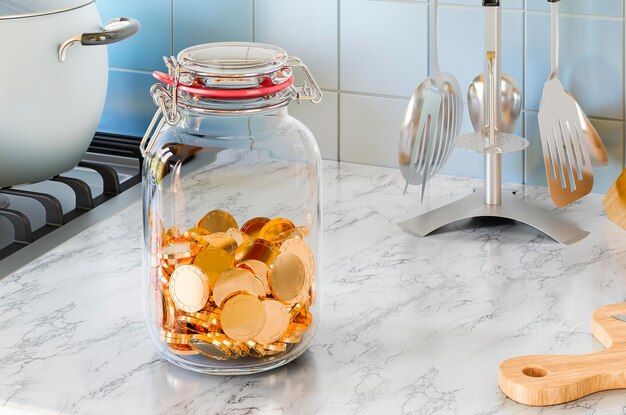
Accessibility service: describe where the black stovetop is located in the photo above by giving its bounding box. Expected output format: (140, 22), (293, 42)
(0, 132), (142, 262)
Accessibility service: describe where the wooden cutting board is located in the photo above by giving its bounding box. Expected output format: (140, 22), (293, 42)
(499, 303), (626, 406)
(604, 168), (626, 230)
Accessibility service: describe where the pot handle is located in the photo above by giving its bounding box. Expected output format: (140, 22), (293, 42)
(58, 17), (140, 63)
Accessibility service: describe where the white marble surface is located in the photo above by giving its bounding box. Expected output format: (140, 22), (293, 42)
(1, 161), (626, 415)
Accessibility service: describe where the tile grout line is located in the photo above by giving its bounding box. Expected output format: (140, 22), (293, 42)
(369, 0), (626, 21)
(337, 0), (341, 162)
(252, 0), (256, 42)
(522, 0), (526, 185)
(170, 0), (174, 57)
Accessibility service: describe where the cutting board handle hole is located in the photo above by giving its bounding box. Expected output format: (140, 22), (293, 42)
(522, 367), (548, 378)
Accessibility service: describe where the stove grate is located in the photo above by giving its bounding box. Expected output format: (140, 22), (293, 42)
(0, 133), (142, 260)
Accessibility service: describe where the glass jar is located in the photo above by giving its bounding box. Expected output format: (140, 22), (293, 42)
(140, 42), (323, 375)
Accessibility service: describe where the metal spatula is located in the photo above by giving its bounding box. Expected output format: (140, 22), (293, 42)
(538, 0), (593, 208)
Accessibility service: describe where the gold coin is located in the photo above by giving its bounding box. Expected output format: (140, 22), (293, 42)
(253, 300), (291, 344)
(309, 281), (317, 306)
(268, 253), (307, 304)
(162, 241), (197, 261)
(159, 265), (171, 285)
(168, 343), (199, 355)
(187, 310), (221, 327)
(237, 259), (270, 293)
(169, 264), (211, 313)
(279, 330), (302, 344)
(292, 307), (313, 328)
(273, 226), (310, 244)
(192, 246), (234, 287)
(244, 340), (267, 358)
(176, 314), (219, 333)
(177, 257), (195, 267)
(258, 218), (295, 241)
(163, 287), (178, 329)
(289, 302), (305, 320)
(160, 328), (194, 344)
(203, 232), (238, 254)
(279, 238), (315, 282)
(221, 294), (266, 342)
(262, 341), (287, 352)
(222, 336), (250, 358)
(234, 238), (278, 265)
(199, 303), (222, 314)
(287, 322), (309, 335)
(182, 227), (211, 245)
(162, 258), (176, 276)
(196, 210), (238, 233)
(212, 268), (265, 308)
(165, 256), (194, 276)
(240, 217), (270, 238)
(166, 226), (182, 240)
(226, 228), (250, 246)
(279, 238), (314, 302)
(189, 333), (235, 360)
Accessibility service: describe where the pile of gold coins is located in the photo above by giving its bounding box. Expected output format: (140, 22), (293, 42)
(154, 209), (316, 360)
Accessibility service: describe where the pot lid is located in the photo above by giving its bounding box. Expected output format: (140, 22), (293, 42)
(0, 0), (92, 19)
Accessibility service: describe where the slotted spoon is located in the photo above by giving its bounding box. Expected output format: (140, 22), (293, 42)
(538, 0), (593, 208)
(398, 0), (463, 201)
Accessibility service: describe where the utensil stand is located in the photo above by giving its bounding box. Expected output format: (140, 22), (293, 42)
(399, 2), (588, 245)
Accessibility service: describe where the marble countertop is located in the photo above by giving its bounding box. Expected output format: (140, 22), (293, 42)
(1, 161), (626, 415)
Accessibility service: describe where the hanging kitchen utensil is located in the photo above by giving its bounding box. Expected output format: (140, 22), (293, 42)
(398, 0), (463, 202)
(499, 303), (626, 406)
(603, 168), (626, 230)
(533, 0), (605, 169)
(398, 0), (588, 246)
(538, 0), (594, 208)
(403, 90), (441, 199)
(467, 0), (522, 137)
(574, 100), (608, 168)
(467, 74), (522, 135)
(456, 49), (529, 155)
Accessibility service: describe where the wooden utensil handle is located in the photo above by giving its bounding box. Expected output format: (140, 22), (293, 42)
(499, 350), (626, 406)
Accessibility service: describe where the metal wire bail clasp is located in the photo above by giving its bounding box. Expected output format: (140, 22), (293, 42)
(139, 57), (183, 157)
(287, 57), (323, 104)
(159, 56), (182, 125)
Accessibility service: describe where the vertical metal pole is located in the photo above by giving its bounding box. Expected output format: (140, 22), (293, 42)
(484, 5), (502, 205)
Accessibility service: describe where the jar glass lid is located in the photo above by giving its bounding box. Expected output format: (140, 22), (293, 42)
(177, 42), (289, 78)
(146, 42), (322, 123)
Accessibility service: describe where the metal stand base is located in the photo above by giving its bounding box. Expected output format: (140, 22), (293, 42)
(0, 195), (8, 209)
(398, 191), (589, 245)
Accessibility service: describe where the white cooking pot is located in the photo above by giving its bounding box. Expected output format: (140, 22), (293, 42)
(0, 0), (139, 187)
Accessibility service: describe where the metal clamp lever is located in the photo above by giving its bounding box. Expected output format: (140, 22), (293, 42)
(140, 109), (165, 158)
(287, 57), (323, 104)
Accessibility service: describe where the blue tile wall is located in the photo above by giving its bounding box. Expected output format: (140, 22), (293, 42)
(98, 70), (157, 137)
(97, 0), (170, 71)
(173, 0), (253, 53)
(97, 0), (626, 194)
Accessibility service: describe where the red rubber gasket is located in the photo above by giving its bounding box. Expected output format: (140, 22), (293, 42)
(153, 71), (294, 100)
